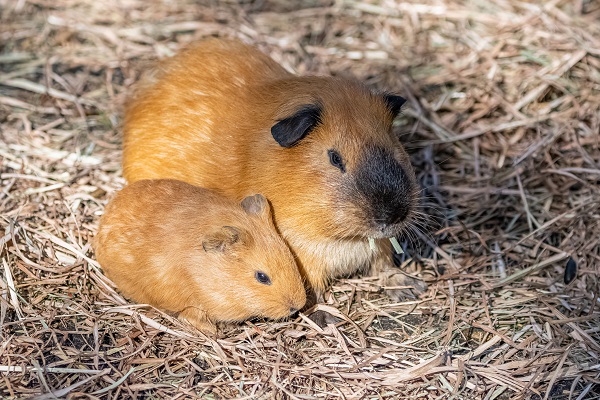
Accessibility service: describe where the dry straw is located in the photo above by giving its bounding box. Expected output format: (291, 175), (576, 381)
(1, 0), (599, 398)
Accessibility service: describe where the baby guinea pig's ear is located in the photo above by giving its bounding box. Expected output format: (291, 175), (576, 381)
(240, 194), (271, 219)
(271, 104), (321, 148)
(383, 94), (407, 118)
(202, 226), (245, 253)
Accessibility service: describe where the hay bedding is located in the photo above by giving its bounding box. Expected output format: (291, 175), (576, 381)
(0, 0), (599, 398)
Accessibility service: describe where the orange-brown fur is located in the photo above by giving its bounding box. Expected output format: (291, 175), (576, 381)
(94, 179), (306, 333)
(123, 39), (418, 294)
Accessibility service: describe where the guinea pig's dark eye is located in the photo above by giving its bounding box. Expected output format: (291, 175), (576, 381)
(328, 149), (345, 173)
(255, 271), (271, 285)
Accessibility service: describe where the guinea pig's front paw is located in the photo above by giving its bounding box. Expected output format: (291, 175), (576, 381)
(379, 271), (428, 301)
(178, 308), (217, 335)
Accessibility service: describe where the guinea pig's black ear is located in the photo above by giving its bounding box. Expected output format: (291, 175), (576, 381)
(383, 94), (407, 117)
(240, 194), (271, 219)
(271, 105), (321, 148)
(202, 226), (244, 253)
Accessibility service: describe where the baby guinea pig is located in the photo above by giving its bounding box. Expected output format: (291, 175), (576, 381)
(122, 38), (420, 296)
(94, 179), (306, 333)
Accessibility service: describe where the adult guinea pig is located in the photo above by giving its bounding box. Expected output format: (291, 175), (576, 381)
(122, 38), (421, 297)
(94, 179), (306, 333)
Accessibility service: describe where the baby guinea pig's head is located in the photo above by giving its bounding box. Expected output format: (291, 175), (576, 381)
(198, 194), (306, 321)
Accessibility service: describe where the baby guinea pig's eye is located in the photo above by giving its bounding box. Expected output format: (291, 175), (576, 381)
(327, 149), (346, 173)
(255, 271), (272, 285)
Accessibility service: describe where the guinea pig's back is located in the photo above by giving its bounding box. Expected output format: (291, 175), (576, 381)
(94, 180), (229, 303)
(123, 38), (290, 186)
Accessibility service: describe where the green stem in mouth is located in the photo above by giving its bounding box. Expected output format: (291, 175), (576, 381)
(368, 237), (376, 251)
(389, 237), (404, 254)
